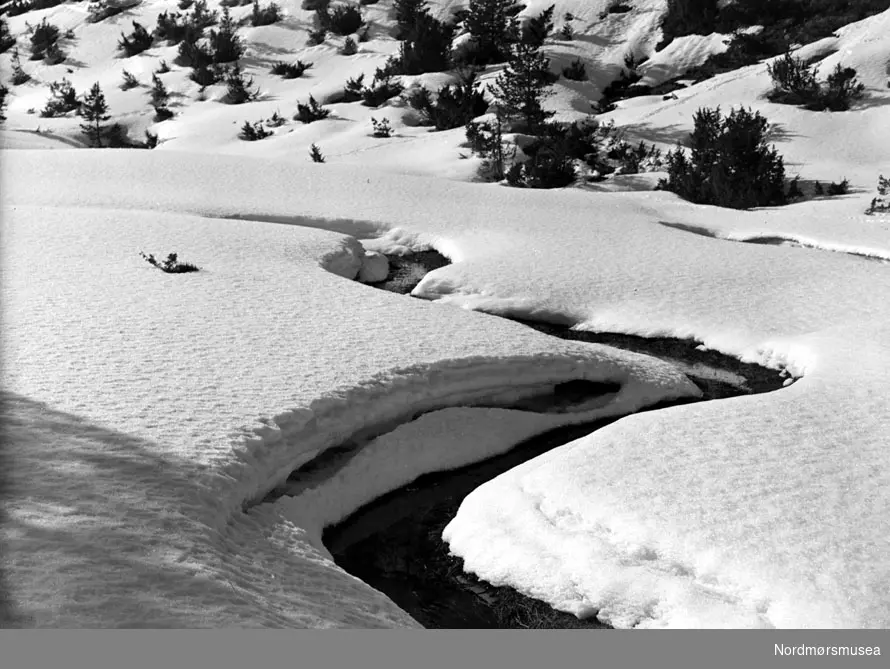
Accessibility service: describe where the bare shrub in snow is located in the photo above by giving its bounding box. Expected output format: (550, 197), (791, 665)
(140, 252), (200, 273)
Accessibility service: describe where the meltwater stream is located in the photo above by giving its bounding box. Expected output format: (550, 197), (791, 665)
(316, 251), (789, 628)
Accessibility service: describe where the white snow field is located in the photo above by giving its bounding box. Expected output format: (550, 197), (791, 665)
(2, 0), (890, 630)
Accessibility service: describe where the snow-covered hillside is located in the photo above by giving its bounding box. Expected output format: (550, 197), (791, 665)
(1, 1), (889, 629)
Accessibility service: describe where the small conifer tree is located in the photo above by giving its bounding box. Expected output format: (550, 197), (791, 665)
(522, 4), (554, 48)
(309, 143), (325, 162)
(491, 42), (556, 133)
(210, 6), (244, 63)
(79, 82), (112, 147)
(11, 48), (31, 85)
(465, 0), (519, 65)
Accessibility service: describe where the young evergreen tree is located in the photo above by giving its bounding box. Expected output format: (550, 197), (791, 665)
(393, 0), (427, 39)
(1, 18), (16, 53)
(522, 3), (554, 47)
(79, 82), (112, 147)
(465, 0), (519, 65)
(11, 48), (31, 85)
(150, 73), (169, 108)
(395, 10), (455, 74)
(309, 142), (325, 162)
(210, 6), (244, 63)
(224, 62), (258, 104)
(491, 42), (556, 132)
(658, 106), (786, 209)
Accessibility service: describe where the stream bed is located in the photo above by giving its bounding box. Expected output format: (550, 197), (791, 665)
(318, 250), (791, 628)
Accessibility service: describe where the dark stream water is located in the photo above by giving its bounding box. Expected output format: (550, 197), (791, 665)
(315, 251), (790, 628)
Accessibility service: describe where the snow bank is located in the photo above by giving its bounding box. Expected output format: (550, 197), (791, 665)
(1, 195), (695, 627)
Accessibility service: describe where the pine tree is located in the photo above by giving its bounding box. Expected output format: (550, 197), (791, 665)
(465, 0), (519, 65)
(393, 0), (427, 39)
(80, 82), (112, 147)
(150, 73), (169, 108)
(491, 42), (556, 132)
(224, 62), (258, 104)
(210, 6), (244, 63)
(522, 4), (554, 48)
(1, 17), (16, 53)
(309, 143), (325, 162)
(395, 10), (455, 74)
(658, 106), (786, 209)
(11, 48), (31, 85)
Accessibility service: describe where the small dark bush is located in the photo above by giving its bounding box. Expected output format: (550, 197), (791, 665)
(40, 78), (78, 117)
(251, 0), (282, 26)
(865, 175), (889, 215)
(156, 60), (171, 74)
(43, 42), (67, 65)
(1, 19), (17, 54)
(270, 60), (311, 78)
(371, 117), (392, 137)
(826, 178), (850, 196)
(559, 23), (573, 40)
(149, 73), (169, 108)
(189, 65), (221, 86)
(321, 3), (363, 36)
(30, 18), (60, 61)
(302, 0), (329, 9)
(361, 71), (403, 107)
(309, 143), (325, 162)
(307, 28), (327, 45)
(266, 110), (286, 127)
(464, 0), (519, 65)
(210, 7), (243, 63)
(768, 54), (865, 111)
(119, 21), (154, 57)
(818, 64), (865, 111)
(465, 113), (509, 181)
(224, 63), (259, 104)
(11, 49), (31, 85)
(786, 175), (803, 200)
(154, 105), (174, 121)
(239, 119), (272, 140)
(295, 94), (331, 123)
(144, 129), (159, 148)
(342, 73), (366, 102)
(506, 123), (576, 189)
(657, 106), (786, 209)
(140, 252), (200, 273)
(766, 53), (819, 105)
(340, 36), (358, 55)
(814, 181), (824, 196)
(562, 58), (587, 81)
(176, 39), (213, 68)
(408, 77), (489, 131)
(392, 10), (454, 75)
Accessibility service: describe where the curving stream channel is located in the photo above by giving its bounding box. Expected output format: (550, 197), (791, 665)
(299, 250), (790, 628)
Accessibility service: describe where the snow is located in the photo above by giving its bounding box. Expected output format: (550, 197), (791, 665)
(2, 0), (890, 630)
